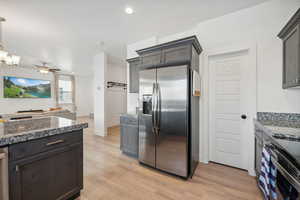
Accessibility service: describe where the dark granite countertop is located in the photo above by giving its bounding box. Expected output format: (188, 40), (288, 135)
(0, 116), (88, 147)
(254, 118), (300, 168)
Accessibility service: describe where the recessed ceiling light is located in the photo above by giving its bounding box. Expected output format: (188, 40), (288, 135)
(125, 7), (134, 14)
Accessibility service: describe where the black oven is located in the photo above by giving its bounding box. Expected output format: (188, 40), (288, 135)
(268, 144), (300, 200)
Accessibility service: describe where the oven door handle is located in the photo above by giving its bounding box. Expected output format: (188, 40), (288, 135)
(271, 157), (300, 193)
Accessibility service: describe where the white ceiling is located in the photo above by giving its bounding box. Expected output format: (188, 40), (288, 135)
(0, 0), (270, 76)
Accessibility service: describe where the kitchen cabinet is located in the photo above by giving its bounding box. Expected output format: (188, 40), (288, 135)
(127, 57), (140, 93)
(162, 45), (191, 64)
(9, 131), (83, 200)
(140, 51), (161, 69)
(128, 36), (202, 93)
(120, 114), (138, 158)
(137, 36), (202, 69)
(278, 8), (300, 89)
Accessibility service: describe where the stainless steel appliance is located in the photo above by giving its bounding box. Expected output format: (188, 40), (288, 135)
(139, 65), (195, 178)
(0, 147), (9, 200)
(267, 144), (300, 200)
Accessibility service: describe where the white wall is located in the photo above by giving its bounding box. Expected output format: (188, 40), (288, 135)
(76, 75), (94, 117)
(194, 0), (300, 113)
(107, 63), (127, 83)
(106, 62), (127, 127)
(0, 64), (56, 114)
(0, 20), (3, 44)
(93, 52), (107, 136)
(93, 53), (127, 133)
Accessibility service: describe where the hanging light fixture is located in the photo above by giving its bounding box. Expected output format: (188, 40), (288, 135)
(1, 53), (21, 66)
(0, 18), (21, 66)
(4, 54), (20, 66)
(0, 49), (8, 62)
(4, 55), (12, 65)
(34, 62), (61, 74)
(0, 48), (21, 66)
(0, 43), (8, 63)
(0, 42), (21, 66)
(39, 68), (50, 74)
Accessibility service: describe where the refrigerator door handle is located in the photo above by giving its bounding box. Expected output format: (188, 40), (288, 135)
(156, 83), (161, 135)
(152, 83), (157, 134)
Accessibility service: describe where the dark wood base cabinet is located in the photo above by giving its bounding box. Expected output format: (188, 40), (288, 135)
(120, 115), (138, 158)
(8, 131), (83, 200)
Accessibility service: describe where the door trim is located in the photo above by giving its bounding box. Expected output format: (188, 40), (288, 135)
(200, 43), (257, 176)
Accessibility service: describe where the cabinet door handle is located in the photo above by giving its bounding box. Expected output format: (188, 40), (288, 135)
(46, 139), (65, 146)
(16, 165), (19, 172)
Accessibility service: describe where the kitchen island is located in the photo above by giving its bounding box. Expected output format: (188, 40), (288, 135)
(0, 116), (88, 200)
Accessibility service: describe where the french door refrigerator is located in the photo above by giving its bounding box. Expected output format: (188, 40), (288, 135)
(138, 65), (193, 178)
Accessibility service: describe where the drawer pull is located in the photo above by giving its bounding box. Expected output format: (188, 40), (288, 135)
(46, 140), (65, 146)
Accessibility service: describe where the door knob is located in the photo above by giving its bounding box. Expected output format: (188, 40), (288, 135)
(241, 114), (247, 120)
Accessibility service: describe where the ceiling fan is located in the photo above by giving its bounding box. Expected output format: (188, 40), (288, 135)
(34, 62), (61, 74)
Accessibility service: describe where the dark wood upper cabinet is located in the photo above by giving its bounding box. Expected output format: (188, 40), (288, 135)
(278, 8), (300, 89)
(162, 45), (191, 64)
(127, 57), (140, 93)
(140, 51), (162, 69)
(136, 36), (203, 69)
(127, 36), (202, 94)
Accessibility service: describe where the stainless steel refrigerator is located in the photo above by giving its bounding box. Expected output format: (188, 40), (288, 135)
(138, 65), (197, 178)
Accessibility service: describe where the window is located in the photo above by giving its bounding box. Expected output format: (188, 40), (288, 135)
(56, 74), (75, 105)
(58, 79), (72, 104)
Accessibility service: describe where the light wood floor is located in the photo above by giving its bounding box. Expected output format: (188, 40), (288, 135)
(77, 117), (263, 200)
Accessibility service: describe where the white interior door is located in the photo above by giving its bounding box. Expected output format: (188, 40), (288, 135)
(209, 50), (255, 170)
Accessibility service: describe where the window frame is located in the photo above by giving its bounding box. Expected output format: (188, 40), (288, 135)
(55, 73), (76, 111)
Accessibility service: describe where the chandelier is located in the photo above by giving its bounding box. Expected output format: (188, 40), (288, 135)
(0, 18), (21, 66)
